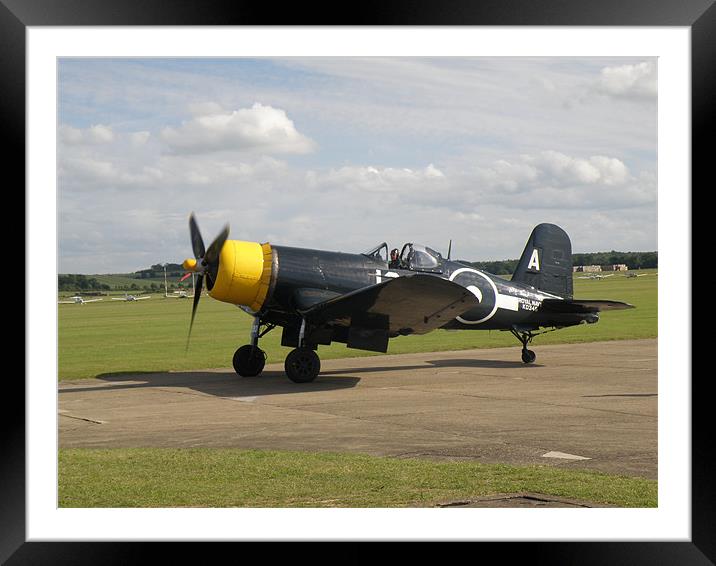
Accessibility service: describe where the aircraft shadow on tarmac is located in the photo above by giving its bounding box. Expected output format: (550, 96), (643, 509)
(61, 370), (361, 398)
(321, 358), (542, 376)
(60, 358), (538, 399)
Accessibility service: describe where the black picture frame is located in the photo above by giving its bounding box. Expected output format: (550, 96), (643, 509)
(8, 0), (705, 561)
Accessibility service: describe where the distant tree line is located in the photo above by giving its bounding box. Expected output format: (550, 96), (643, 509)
(58, 274), (110, 292)
(466, 251), (657, 276)
(571, 251), (657, 270)
(134, 263), (185, 279)
(461, 259), (519, 275)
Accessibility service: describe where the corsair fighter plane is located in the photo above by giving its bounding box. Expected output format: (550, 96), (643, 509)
(183, 216), (634, 383)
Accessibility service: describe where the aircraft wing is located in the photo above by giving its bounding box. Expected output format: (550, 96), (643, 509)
(540, 298), (635, 314)
(83, 298), (102, 303)
(111, 297), (125, 301)
(299, 274), (480, 335)
(293, 288), (342, 311)
(136, 296), (151, 300)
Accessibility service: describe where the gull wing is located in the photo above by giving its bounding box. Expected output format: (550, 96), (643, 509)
(300, 274), (479, 335)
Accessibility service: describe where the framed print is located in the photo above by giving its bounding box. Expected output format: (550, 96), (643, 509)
(9, 0), (708, 561)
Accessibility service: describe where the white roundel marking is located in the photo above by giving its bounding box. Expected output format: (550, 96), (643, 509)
(466, 285), (482, 303)
(449, 267), (499, 324)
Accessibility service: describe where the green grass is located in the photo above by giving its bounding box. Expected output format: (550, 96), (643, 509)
(58, 448), (657, 508)
(58, 269), (657, 380)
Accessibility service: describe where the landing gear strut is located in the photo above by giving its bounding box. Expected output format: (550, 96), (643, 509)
(511, 328), (537, 364)
(232, 317), (275, 377)
(284, 318), (321, 383)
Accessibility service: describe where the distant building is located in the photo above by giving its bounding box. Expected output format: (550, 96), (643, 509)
(603, 264), (628, 272)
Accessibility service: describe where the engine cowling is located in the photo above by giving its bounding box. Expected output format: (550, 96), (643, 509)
(210, 240), (273, 311)
(183, 240), (273, 312)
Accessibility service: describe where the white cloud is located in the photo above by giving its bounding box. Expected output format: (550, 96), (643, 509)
(307, 164), (446, 205)
(160, 103), (316, 155)
(60, 156), (164, 187)
(595, 61), (657, 99)
(59, 123), (115, 145)
(327, 164), (443, 188)
(444, 150), (654, 212)
(130, 131), (151, 146)
(524, 151), (630, 187)
(89, 124), (115, 143)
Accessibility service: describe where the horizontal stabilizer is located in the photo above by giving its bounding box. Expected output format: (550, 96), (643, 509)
(540, 299), (635, 314)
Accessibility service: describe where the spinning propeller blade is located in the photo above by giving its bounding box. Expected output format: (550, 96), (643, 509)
(184, 213), (230, 351)
(189, 213), (205, 259)
(186, 273), (204, 352)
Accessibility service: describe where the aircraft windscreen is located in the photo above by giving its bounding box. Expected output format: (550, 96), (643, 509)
(362, 242), (388, 262)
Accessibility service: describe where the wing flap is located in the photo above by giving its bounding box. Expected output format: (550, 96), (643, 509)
(541, 298), (635, 313)
(301, 274), (479, 335)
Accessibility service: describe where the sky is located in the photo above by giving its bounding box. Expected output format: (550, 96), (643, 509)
(57, 57), (657, 274)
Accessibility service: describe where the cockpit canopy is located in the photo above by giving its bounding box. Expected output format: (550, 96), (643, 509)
(362, 242), (445, 273)
(400, 243), (444, 273)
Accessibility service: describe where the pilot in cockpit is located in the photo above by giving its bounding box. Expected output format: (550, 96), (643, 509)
(388, 248), (401, 269)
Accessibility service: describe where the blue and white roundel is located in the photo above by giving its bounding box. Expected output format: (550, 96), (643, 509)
(448, 267), (499, 324)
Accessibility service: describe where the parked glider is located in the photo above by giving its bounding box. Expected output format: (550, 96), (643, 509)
(182, 216), (634, 383)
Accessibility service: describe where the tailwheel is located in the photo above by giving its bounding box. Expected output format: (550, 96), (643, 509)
(511, 327), (539, 364)
(285, 347), (321, 383)
(233, 345), (266, 377)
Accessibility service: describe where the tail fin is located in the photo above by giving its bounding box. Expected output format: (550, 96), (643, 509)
(512, 223), (573, 299)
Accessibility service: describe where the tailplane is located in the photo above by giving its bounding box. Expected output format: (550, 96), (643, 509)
(512, 223), (573, 299)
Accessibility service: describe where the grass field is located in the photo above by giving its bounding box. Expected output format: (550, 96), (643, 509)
(58, 270), (657, 380)
(58, 448), (657, 508)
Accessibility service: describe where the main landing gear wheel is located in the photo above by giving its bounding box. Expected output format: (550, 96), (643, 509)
(233, 345), (266, 377)
(285, 347), (321, 383)
(521, 349), (536, 364)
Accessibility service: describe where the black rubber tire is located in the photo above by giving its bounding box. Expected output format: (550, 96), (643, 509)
(521, 349), (536, 364)
(232, 345), (266, 377)
(285, 347), (321, 383)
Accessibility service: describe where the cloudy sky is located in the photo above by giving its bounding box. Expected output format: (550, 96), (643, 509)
(58, 57), (657, 274)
